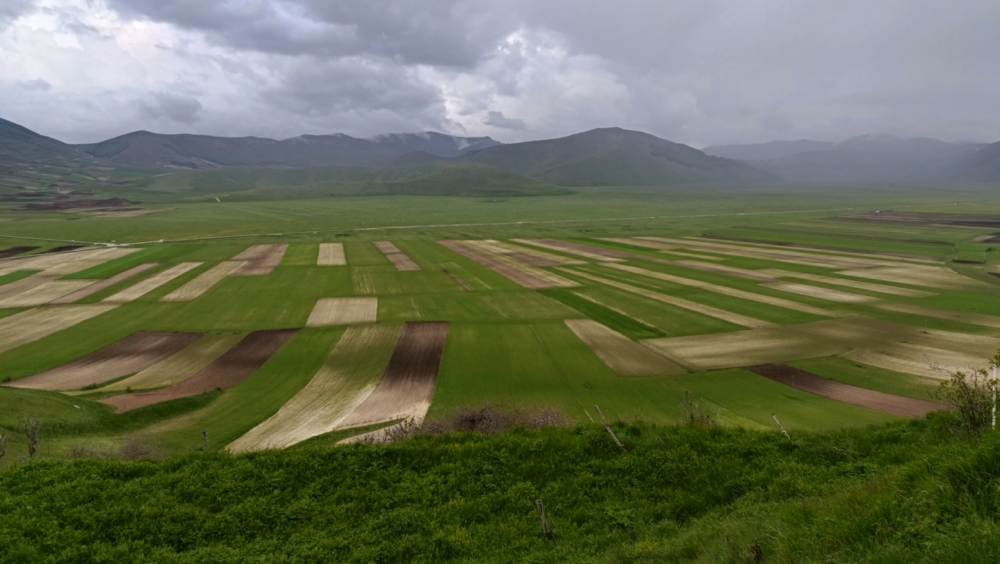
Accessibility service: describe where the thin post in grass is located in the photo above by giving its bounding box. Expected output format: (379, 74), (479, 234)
(772, 413), (793, 445)
(993, 364), (997, 431)
(201, 428), (209, 451)
(535, 499), (551, 538)
(594, 405), (624, 449)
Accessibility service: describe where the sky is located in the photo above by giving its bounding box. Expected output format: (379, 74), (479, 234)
(1, 0), (998, 146)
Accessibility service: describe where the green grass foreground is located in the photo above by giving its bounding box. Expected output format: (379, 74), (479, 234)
(2, 420), (999, 563)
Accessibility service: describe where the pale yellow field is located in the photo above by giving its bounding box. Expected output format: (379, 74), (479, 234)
(558, 268), (773, 329)
(604, 263), (836, 317)
(0, 275), (52, 300)
(102, 262), (203, 303)
(49, 263), (159, 304)
(0, 305), (118, 355)
(615, 237), (891, 270)
(306, 297), (378, 326)
(317, 243), (346, 266)
(461, 240), (579, 288)
(838, 265), (986, 290)
(874, 302), (1000, 329)
(642, 327), (847, 371)
(763, 282), (878, 304)
(227, 324), (403, 452)
(0, 247), (138, 277)
(103, 332), (247, 391)
(758, 269), (934, 297)
(843, 345), (986, 380)
(513, 239), (623, 262)
(564, 319), (683, 376)
(160, 261), (245, 302)
(474, 240), (585, 265)
(0, 280), (97, 308)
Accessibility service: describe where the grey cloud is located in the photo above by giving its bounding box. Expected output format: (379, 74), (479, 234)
(0, 0), (34, 25)
(105, 0), (512, 67)
(138, 91), (203, 124)
(483, 110), (525, 130)
(19, 79), (52, 91)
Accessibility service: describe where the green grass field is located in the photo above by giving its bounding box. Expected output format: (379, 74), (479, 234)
(1, 184), (999, 465)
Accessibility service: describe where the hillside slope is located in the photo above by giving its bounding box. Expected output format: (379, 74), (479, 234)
(457, 127), (779, 186)
(78, 131), (499, 169)
(704, 139), (834, 161)
(147, 161), (572, 198)
(0, 117), (83, 163)
(945, 141), (1000, 182)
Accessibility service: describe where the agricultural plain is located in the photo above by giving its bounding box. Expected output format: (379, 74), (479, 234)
(2, 184), (1000, 458)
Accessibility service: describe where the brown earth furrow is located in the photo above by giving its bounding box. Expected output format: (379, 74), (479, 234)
(374, 241), (421, 271)
(335, 322), (449, 429)
(49, 264), (158, 304)
(8, 332), (202, 391)
(746, 363), (948, 418)
(101, 329), (297, 412)
(230, 244), (288, 276)
(0, 246), (38, 259)
(438, 240), (556, 289)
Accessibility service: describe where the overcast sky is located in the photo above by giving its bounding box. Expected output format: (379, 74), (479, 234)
(2, 0), (998, 146)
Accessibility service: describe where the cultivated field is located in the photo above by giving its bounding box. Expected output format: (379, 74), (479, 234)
(2, 185), (1000, 458)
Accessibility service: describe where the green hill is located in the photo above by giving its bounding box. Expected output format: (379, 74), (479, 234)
(0, 117), (82, 163)
(146, 161), (572, 199)
(458, 127), (780, 186)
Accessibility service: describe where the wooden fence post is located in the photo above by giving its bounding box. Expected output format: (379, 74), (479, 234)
(595, 406), (624, 449)
(535, 499), (550, 538)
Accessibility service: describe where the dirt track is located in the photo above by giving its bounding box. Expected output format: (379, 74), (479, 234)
(101, 329), (297, 412)
(336, 322), (449, 429)
(8, 332), (201, 391)
(746, 363), (948, 418)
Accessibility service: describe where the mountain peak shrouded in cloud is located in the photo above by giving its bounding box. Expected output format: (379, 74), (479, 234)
(1, 1), (999, 146)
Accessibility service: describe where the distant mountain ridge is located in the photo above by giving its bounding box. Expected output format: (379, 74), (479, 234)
(77, 130), (500, 169)
(705, 134), (991, 183)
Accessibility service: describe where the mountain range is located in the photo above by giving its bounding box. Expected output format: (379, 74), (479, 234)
(704, 134), (997, 183)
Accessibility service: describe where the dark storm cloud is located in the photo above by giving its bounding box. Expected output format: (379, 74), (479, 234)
(137, 92), (203, 124)
(483, 111), (526, 130)
(105, 0), (510, 67)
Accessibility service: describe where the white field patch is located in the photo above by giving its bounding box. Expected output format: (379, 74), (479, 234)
(843, 346), (986, 380)
(461, 240), (579, 288)
(103, 332), (247, 391)
(838, 266), (984, 290)
(642, 327), (847, 371)
(615, 237), (887, 270)
(160, 261), (245, 302)
(0, 280), (97, 308)
(306, 297), (378, 327)
(49, 264), (159, 305)
(0, 275), (53, 301)
(318, 243), (346, 266)
(230, 244), (289, 276)
(874, 302), (1000, 329)
(0, 247), (138, 277)
(374, 241), (420, 271)
(0, 305), (118, 355)
(758, 269), (934, 297)
(663, 251), (726, 261)
(604, 263), (836, 317)
(558, 267), (774, 329)
(564, 319), (683, 376)
(102, 262), (202, 303)
(671, 261), (776, 281)
(227, 324), (403, 452)
(763, 282), (878, 304)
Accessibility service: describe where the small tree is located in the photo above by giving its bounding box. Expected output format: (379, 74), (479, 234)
(933, 349), (1000, 436)
(24, 418), (40, 458)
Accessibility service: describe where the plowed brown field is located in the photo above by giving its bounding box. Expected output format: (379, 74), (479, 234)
(335, 322), (449, 429)
(101, 329), (297, 412)
(747, 363), (947, 418)
(374, 241), (420, 271)
(7, 332), (201, 391)
(230, 244), (288, 276)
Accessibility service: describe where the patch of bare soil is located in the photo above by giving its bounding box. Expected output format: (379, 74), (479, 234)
(49, 264), (158, 304)
(374, 241), (420, 271)
(439, 241), (557, 289)
(230, 244), (288, 276)
(443, 269), (473, 291)
(39, 245), (86, 254)
(8, 332), (201, 391)
(335, 322), (449, 429)
(747, 363), (948, 418)
(0, 246), (38, 259)
(101, 329), (297, 413)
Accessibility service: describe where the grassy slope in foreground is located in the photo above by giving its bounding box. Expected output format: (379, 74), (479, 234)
(0, 420), (997, 563)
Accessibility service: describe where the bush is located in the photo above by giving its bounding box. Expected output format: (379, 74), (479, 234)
(934, 350), (1000, 436)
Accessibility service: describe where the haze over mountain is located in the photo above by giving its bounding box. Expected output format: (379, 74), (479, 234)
(705, 134), (991, 183)
(453, 128), (779, 186)
(77, 130), (500, 169)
